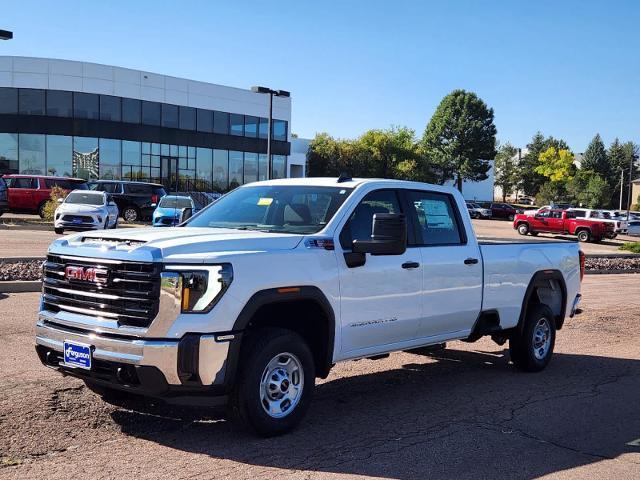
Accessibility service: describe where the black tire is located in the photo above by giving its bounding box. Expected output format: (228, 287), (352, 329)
(103, 217), (109, 229)
(38, 202), (47, 219)
(229, 328), (315, 436)
(610, 234), (617, 239)
(112, 217), (118, 229)
(517, 223), (529, 235)
(508, 214), (515, 221)
(122, 206), (139, 223)
(576, 229), (591, 242)
(509, 303), (556, 372)
(54, 227), (63, 235)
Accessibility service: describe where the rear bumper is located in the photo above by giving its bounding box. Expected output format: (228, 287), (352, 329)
(35, 312), (240, 402)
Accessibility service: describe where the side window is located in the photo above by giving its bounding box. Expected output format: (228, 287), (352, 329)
(538, 209), (550, 218)
(407, 190), (463, 246)
(124, 184), (150, 195)
(573, 210), (586, 218)
(11, 178), (35, 189)
(101, 183), (121, 194)
(340, 190), (401, 249)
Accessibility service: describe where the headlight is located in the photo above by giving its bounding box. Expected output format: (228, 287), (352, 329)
(163, 264), (233, 313)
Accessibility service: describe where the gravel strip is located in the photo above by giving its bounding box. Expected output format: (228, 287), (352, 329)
(585, 256), (640, 271)
(0, 260), (43, 281)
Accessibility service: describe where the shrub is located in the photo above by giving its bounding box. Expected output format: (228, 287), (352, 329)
(41, 186), (68, 222)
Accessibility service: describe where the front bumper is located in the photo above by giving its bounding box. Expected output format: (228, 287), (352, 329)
(54, 214), (106, 230)
(35, 312), (239, 401)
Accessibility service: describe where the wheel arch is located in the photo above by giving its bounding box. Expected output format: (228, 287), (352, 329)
(231, 286), (336, 379)
(517, 270), (568, 332)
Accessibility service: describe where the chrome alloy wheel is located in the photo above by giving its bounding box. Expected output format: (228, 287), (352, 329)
(532, 317), (551, 360)
(259, 352), (304, 418)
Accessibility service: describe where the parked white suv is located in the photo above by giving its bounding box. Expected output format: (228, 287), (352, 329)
(567, 208), (628, 237)
(54, 190), (119, 234)
(36, 178), (583, 435)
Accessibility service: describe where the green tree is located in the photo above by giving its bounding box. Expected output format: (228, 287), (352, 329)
(422, 89), (497, 191)
(567, 170), (611, 208)
(581, 134), (610, 180)
(494, 142), (519, 201)
(535, 147), (575, 182)
(535, 181), (568, 206)
(519, 132), (569, 196)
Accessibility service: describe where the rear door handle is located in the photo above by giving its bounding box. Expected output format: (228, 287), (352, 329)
(464, 258), (479, 265)
(402, 261), (420, 269)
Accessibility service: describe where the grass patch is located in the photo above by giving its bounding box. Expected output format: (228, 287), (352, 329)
(620, 242), (640, 254)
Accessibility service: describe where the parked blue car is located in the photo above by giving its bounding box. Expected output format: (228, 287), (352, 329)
(152, 195), (195, 227)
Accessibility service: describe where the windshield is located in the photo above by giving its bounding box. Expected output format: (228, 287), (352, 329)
(186, 185), (353, 234)
(159, 197), (192, 209)
(65, 192), (104, 206)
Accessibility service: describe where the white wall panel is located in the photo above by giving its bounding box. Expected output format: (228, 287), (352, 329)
(13, 72), (48, 88)
(49, 59), (82, 76)
(82, 62), (113, 80)
(13, 57), (48, 73)
(83, 77), (114, 95)
(49, 74), (83, 91)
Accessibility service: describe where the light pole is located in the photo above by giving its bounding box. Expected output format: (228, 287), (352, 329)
(0, 30), (13, 40)
(251, 86), (290, 179)
(626, 153), (638, 220)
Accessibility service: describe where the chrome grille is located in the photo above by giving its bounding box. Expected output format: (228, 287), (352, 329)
(42, 254), (161, 328)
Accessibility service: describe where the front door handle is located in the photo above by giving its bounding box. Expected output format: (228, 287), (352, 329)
(464, 258), (479, 265)
(402, 261), (420, 269)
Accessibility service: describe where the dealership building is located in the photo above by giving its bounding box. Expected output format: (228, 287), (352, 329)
(0, 56), (304, 194)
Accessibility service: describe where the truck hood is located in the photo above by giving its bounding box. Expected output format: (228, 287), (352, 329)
(49, 227), (305, 263)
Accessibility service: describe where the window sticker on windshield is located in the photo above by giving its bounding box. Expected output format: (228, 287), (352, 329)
(257, 197), (273, 206)
(339, 189), (346, 194)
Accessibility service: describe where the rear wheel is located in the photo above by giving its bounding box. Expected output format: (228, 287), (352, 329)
(508, 214), (515, 221)
(509, 304), (556, 372)
(54, 227), (63, 235)
(38, 202), (47, 219)
(576, 229), (591, 242)
(230, 328), (315, 436)
(123, 206), (139, 223)
(517, 223), (530, 235)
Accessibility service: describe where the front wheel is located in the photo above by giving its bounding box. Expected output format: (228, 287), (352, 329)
(576, 229), (591, 242)
(517, 223), (530, 235)
(38, 202), (47, 219)
(509, 304), (556, 372)
(508, 214), (515, 221)
(54, 227), (63, 235)
(230, 328), (315, 436)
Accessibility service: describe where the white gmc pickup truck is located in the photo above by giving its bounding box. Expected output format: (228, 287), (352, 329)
(36, 178), (584, 436)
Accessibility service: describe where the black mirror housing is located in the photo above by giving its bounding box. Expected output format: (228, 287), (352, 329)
(352, 213), (407, 255)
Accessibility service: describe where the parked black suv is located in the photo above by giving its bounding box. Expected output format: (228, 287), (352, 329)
(88, 181), (166, 222)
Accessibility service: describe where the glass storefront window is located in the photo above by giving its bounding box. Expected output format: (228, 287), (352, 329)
(258, 153), (268, 181)
(46, 135), (73, 177)
(196, 147), (213, 190)
(19, 89), (45, 115)
(122, 98), (141, 124)
(0, 88), (18, 114)
(229, 114), (244, 136)
(161, 144), (170, 156)
(122, 140), (142, 181)
(142, 101), (161, 126)
(0, 133), (18, 174)
(197, 109), (213, 132)
(73, 93), (99, 119)
(151, 143), (161, 155)
(272, 155), (286, 179)
(229, 151), (243, 188)
(213, 149), (229, 192)
(46, 91), (72, 117)
(100, 95), (122, 122)
(73, 137), (99, 179)
(213, 111), (229, 134)
(244, 116), (258, 138)
(99, 138), (121, 179)
(19, 134), (46, 174)
(170, 144), (179, 157)
(273, 120), (287, 141)
(161, 104), (179, 128)
(258, 117), (269, 139)
(243, 152), (258, 183)
(179, 106), (196, 130)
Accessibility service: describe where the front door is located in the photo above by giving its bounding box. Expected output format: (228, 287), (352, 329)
(160, 157), (178, 192)
(337, 189), (423, 357)
(404, 189), (483, 339)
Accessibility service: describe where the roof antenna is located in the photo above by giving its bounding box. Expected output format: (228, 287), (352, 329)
(337, 172), (352, 183)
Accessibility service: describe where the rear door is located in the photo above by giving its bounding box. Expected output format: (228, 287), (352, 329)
(8, 177), (38, 211)
(404, 189), (483, 339)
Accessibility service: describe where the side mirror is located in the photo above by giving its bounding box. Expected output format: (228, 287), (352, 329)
(352, 213), (407, 255)
(57, 198), (64, 204)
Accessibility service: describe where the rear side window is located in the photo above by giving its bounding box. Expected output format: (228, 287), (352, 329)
(152, 186), (167, 197)
(125, 184), (152, 194)
(407, 190), (464, 246)
(44, 179), (87, 190)
(572, 210), (586, 218)
(99, 183), (122, 194)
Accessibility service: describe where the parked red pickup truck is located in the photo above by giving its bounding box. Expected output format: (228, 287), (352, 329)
(513, 209), (613, 243)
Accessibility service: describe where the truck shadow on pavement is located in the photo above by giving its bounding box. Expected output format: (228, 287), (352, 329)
(111, 348), (640, 479)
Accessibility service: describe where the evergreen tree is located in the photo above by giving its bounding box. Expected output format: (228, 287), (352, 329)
(519, 132), (569, 196)
(581, 134), (610, 179)
(494, 142), (519, 201)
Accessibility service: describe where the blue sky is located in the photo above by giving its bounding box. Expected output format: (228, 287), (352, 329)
(2, 0), (639, 152)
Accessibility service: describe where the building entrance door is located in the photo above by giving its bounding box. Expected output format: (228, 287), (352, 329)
(161, 157), (179, 192)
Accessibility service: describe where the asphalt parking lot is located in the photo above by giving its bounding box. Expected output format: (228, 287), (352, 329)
(0, 218), (637, 258)
(0, 275), (638, 479)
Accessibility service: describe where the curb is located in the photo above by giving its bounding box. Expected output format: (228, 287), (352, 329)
(0, 281), (41, 293)
(0, 257), (45, 264)
(585, 253), (640, 258)
(585, 269), (640, 275)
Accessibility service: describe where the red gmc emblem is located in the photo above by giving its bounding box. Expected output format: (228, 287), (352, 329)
(65, 266), (108, 284)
